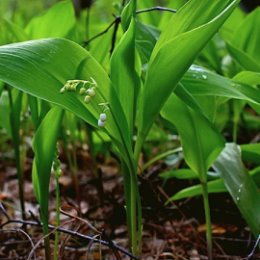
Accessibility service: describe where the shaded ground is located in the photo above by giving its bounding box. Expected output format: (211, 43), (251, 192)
(0, 146), (259, 260)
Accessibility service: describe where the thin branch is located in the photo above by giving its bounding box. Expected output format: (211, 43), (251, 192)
(110, 16), (121, 55)
(0, 203), (10, 220)
(83, 6), (177, 47)
(136, 6), (177, 15)
(0, 228), (36, 260)
(1, 219), (139, 260)
(83, 18), (118, 47)
(60, 206), (101, 234)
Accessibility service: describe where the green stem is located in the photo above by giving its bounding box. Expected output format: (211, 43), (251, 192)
(43, 223), (51, 260)
(122, 162), (142, 256)
(54, 163), (61, 260)
(7, 88), (26, 220)
(201, 180), (212, 260)
(130, 173), (137, 254)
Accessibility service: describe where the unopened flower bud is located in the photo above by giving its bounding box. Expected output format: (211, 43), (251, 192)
(87, 87), (96, 97)
(99, 113), (107, 122)
(84, 95), (91, 104)
(60, 87), (66, 93)
(98, 119), (106, 127)
(79, 87), (86, 95)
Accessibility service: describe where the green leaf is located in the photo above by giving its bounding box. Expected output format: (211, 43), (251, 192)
(160, 169), (219, 180)
(111, 18), (139, 134)
(167, 167), (260, 201)
(0, 19), (28, 45)
(136, 21), (160, 64)
(196, 36), (223, 73)
(233, 71), (260, 85)
(161, 94), (225, 179)
(121, 0), (136, 30)
(220, 7), (245, 42)
(168, 179), (226, 201)
(214, 143), (260, 237)
(241, 143), (260, 165)
(232, 8), (260, 64)
(136, 0), (239, 148)
(25, 1), (76, 39)
(180, 65), (260, 104)
(0, 38), (132, 166)
(32, 106), (63, 225)
(160, 169), (199, 180)
(226, 43), (260, 72)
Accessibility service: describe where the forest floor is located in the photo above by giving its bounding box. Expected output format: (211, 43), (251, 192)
(0, 146), (259, 260)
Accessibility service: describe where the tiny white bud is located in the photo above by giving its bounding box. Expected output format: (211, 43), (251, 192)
(98, 119), (106, 127)
(79, 87), (86, 95)
(99, 113), (107, 122)
(84, 95), (91, 104)
(87, 87), (96, 97)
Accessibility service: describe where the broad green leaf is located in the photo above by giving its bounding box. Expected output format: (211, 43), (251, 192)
(160, 169), (219, 180)
(26, 1), (76, 39)
(168, 179), (226, 201)
(0, 38), (132, 165)
(121, 0), (136, 30)
(226, 8), (260, 71)
(233, 71), (260, 85)
(153, 0), (239, 54)
(180, 65), (260, 104)
(111, 17), (139, 134)
(136, 21), (160, 64)
(214, 143), (260, 237)
(168, 167), (260, 201)
(32, 106), (63, 225)
(241, 143), (260, 165)
(160, 169), (198, 180)
(232, 8), (260, 64)
(161, 94), (225, 179)
(226, 43), (260, 72)
(136, 0), (239, 148)
(196, 35), (223, 73)
(0, 19), (28, 45)
(220, 7), (245, 42)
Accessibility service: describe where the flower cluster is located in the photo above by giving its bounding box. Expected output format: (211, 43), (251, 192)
(60, 78), (110, 128)
(60, 77), (97, 104)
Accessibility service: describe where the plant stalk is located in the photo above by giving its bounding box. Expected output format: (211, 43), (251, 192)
(54, 156), (61, 260)
(201, 180), (213, 260)
(7, 88), (26, 221)
(43, 222), (51, 260)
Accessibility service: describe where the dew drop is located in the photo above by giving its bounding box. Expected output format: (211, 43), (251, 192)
(236, 196), (240, 201)
(202, 74), (208, 80)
